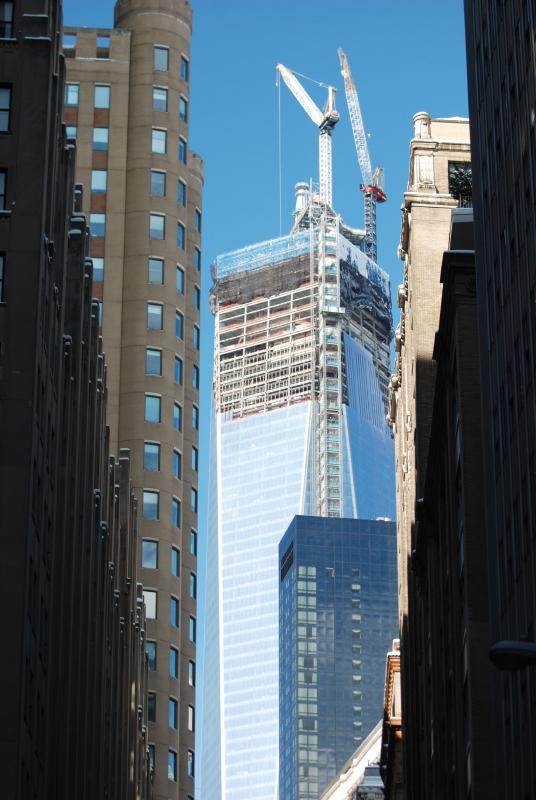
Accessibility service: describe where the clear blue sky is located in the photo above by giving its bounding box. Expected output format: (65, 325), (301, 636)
(63, 0), (468, 769)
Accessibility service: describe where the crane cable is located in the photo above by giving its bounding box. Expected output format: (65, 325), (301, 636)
(277, 69), (282, 236)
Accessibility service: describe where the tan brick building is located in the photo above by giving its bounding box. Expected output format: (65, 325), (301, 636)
(62, 2), (203, 797)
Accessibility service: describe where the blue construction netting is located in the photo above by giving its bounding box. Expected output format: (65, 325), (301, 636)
(212, 229), (314, 280)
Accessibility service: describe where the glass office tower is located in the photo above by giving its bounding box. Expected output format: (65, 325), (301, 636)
(200, 191), (395, 799)
(279, 515), (398, 800)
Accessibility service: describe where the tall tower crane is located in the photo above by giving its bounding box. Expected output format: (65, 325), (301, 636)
(277, 63), (339, 208)
(338, 47), (386, 262)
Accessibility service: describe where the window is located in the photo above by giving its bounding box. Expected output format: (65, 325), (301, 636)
(189, 572), (197, 599)
(150, 213), (165, 240)
(179, 137), (187, 164)
(179, 96), (188, 122)
(94, 84), (110, 108)
(188, 705), (195, 732)
(191, 446), (198, 472)
(194, 208), (201, 233)
(144, 442), (160, 471)
(192, 404), (199, 430)
(142, 539), (158, 569)
(194, 247), (201, 271)
(175, 311), (184, 339)
(91, 169), (107, 193)
(96, 300), (103, 326)
(193, 324), (200, 350)
(148, 257), (164, 284)
(171, 546), (180, 577)
(192, 364), (199, 390)
(176, 265), (184, 293)
(63, 32), (76, 48)
(189, 616), (196, 642)
(187, 749), (194, 779)
(0, 86), (11, 131)
(168, 750), (177, 782)
(154, 45), (169, 71)
(146, 641), (157, 671)
(145, 395), (161, 423)
(170, 596), (179, 627)
(190, 487), (198, 513)
(177, 179), (186, 207)
(146, 348), (162, 376)
(174, 356), (183, 385)
(188, 659), (195, 686)
(177, 222), (185, 249)
(170, 646), (178, 678)
(147, 692), (156, 723)
(153, 86), (168, 113)
(151, 128), (167, 154)
(65, 126), (77, 140)
(150, 170), (166, 197)
(143, 590), (157, 619)
(143, 490), (159, 520)
(147, 302), (163, 330)
(172, 497), (181, 528)
(0, 253), (4, 302)
(0, 2), (13, 37)
(89, 213), (105, 237)
(180, 55), (189, 82)
(92, 257), (104, 283)
(97, 34), (110, 52)
(172, 449), (182, 480)
(1, 171), (8, 210)
(169, 698), (178, 729)
(148, 744), (155, 771)
(190, 530), (197, 556)
(193, 285), (200, 309)
(173, 402), (182, 431)
(92, 127), (108, 150)
(65, 83), (79, 107)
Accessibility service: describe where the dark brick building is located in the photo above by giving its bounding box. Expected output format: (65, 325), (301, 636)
(465, 1), (536, 796)
(0, 0), (151, 798)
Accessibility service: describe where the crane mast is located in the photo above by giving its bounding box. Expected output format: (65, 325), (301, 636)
(338, 48), (386, 261)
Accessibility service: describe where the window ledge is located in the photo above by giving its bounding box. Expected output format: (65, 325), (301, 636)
(0, 209), (12, 217)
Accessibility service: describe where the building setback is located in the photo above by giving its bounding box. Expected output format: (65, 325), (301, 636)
(465, 1), (536, 796)
(0, 1), (149, 796)
(279, 515), (397, 800)
(63, 1), (203, 796)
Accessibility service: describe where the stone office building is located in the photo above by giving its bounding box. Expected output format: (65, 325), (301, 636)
(62, 1), (203, 796)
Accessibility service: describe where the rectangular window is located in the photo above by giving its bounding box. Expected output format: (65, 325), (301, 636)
(179, 137), (187, 164)
(174, 356), (183, 385)
(92, 127), (109, 150)
(190, 487), (198, 514)
(172, 497), (181, 528)
(170, 596), (179, 627)
(153, 86), (168, 113)
(146, 641), (157, 671)
(189, 616), (196, 643)
(180, 55), (189, 82)
(172, 449), (182, 480)
(91, 169), (107, 193)
(176, 265), (184, 293)
(191, 446), (198, 472)
(145, 395), (161, 424)
(192, 404), (199, 430)
(92, 257), (104, 283)
(179, 96), (188, 122)
(89, 213), (105, 237)
(0, 2), (13, 38)
(193, 285), (200, 310)
(143, 589), (157, 619)
(0, 253), (4, 303)
(171, 546), (180, 577)
(63, 32), (76, 48)
(65, 125), (77, 140)
(193, 324), (200, 350)
(0, 85), (11, 131)
(147, 302), (163, 330)
(192, 364), (199, 389)
(150, 170), (166, 197)
(94, 84), (110, 109)
(148, 257), (164, 284)
(96, 300), (103, 326)
(150, 213), (165, 240)
(168, 750), (177, 782)
(187, 749), (194, 778)
(188, 659), (195, 686)
(177, 179), (186, 207)
(148, 744), (155, 771)
(147, 692), (156, 723)
(190, 529), (197, 556)
(142, 539), (158, 569)
(143, 490), (159, 520)
(189, 572), (197, 599)
(194, 208), (201, 233)
(169, 698), (178, 729)
(170, 646), (178, 678)
(144, 442), (160, 471)
(175, 311), (184, 339)
(146, 348), (162, 376)
(188, 705), (195, 732)
(97, 34), (110, 53)
(152, 127), (167, 154)
(194, 247), (201, 271)
(154, 45), (169, 71)
(173, 402), (182, 432)
(65, 82), (79, 107)
(177, 222), (185, 249)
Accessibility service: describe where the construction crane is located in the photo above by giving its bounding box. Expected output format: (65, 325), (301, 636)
(338, 47), (386, 262)
(277, 63), (339, 208)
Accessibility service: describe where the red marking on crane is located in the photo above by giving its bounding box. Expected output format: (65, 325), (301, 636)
(362, 185), (387, 203)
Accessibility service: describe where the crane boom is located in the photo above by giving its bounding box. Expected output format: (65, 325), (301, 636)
(277, 63), (324, 127)
(338, 47), (372, 187)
